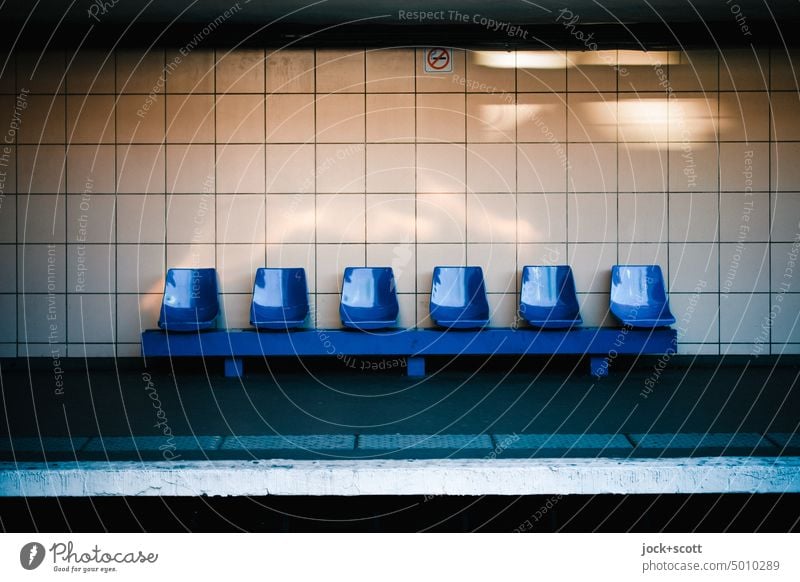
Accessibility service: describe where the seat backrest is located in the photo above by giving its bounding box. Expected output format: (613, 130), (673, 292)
(610, 265), (672, 321)
(520, 265), (579, 310)
(160, 268), (219, 324)
(252, 268), (308, 309)
(340, 267), (399, 320)
(430, 266), (489, 320)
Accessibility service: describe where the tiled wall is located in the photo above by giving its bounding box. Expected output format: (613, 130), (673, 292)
(0, 47), (798, 357)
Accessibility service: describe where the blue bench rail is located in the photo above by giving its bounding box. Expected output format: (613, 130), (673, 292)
(142, 327), (677, 378)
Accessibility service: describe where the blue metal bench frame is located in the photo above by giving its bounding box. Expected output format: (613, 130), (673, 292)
(141, 327), (677, 378)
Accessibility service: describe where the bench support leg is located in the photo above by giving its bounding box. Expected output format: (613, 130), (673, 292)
(407, 356), (426, 377)
(590, 356), (609, 378)
(224, 357), (244, 378)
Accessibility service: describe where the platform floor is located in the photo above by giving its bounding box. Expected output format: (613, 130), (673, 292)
(1, 356), (798, 495)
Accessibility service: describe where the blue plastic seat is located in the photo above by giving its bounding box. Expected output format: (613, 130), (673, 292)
(339, 267), (399, 330)
(430, 266), (490, 329)
(158, 268), (219, 332)
(610, 265), (676, 328)
(519, 265), (582, 328)
(250, 268), (309, 330)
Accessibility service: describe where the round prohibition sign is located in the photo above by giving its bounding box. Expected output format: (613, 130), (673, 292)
(426, 48), (451, 71)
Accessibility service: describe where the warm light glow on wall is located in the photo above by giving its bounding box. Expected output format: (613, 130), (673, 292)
(477, 50), (681, 69)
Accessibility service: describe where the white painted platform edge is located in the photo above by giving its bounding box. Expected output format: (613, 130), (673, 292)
(2, 457), (799, 497)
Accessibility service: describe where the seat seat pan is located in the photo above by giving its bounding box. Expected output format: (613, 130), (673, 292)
(616, 316), (676, 328)
(434, 319), (489, 329)
(524, 317), (582, 329)
(342, 320), (397, 330)
(252, 319), (307, 330)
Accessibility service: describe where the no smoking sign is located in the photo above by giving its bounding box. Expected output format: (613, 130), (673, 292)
(424, 48), (453, 73)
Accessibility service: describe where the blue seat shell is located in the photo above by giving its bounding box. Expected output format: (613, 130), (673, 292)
(429, 266), (490, 329)
(250, 268), (309, 330)
(339, 267), (399, 330)
(519, 265), (582, 328)
(158, 268), (219, 332)
(610, 265), (676, 328)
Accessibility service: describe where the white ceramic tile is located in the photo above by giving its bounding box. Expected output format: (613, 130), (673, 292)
(116, 194), (165, 243)
(416, 94), (465, 142)
(720, 293), (769, 342)
(216, 144), (265, 193)
(466, 51), (516, 93)
(668, 143), (718, 192)
(18, 146), (66, 193)
(366, 144), (415, 193)
(568, 243), (616, 292)
(116, 293), (162, 342)
(719, 242), (769, 292)
(0, 247), (13, 292)
(567, 93), (617, 142)
(469, 244), (516, 293)
(720, 192), (769, 242)
(618, 243), (667, 272)
(577, 293), (614, 327)
(417, 193), (466, 243)
(166, 194), (215, 243)
(719, 92), (769, 141)
(517, 243), (567, 267)
(316, 244), (365, 293)
(67, 95), (115, 144)
(417, 144), (465, 193)
(17, 244), (64, 292)
(669, 51), (718, 92)
(67, 244), (115, 293)
(316, 50), (365, 93)
(518, 193), (566, 242)
(366, 94), (415, 142)
(315, 144), (365, 193)
(266, 94), (315, 143)
(719, 48), (769, 91)
(67, 49), (115, 93)
(367, 244), (415, 294)
(116, 145), (165, 194)
(266, 194), (315, 244)
(316, 194), (366, 243)
(668, 94), (718, 143)
(517, 143), (568, 192)
(771, 294), (800, 343)
(215, 49), (264, 93)
(66, 194), (115, 244)
(216, 94), (265, 143)
(166, 95), (215, 143)
(618, 93), (669, 142)
(216, 194), (266, 244)
(216, 244), (264, 294)
(66, 145), (115, 193)
(19, 95), (65, 144)
(166, 145), (215, 194)
(365, 49), (415, 93)
(465, 143), (515, 194)
(266, 144), (315, 193)
(0, 196), (15, 243)
(0, 295), (16, 342)
(116, 245), (165, 293)
(618, 143), (668, 193)
(516, 51), (567, 92)
(313, 294), (341, 328)
(366, 193), (415, 244)
(67, 293), (115, 343)
(266, 243), (316, 293)
(771, 193), (800, 241)
(669, 243), (719, 292)
(567, 143), (616, 193)
(116, 94), (165, 144)
(266, 49), (314, 93)
(517, 93), (566, 142)
(218, 293), (250, 329)
(566, 50), (617, 92)
(568, 194), (617, 243)
(165, 49), (214, 93)
(466, 93), (516, 142)
(116, 49), (164, 93)
(487, 293), (517, 327)
(670, 293), (719, 343)
(467, 192), (516, 243)
(18, 194), (65, 243)
(618, 193), (668, 243)
(719, 142), (768, 192)
(770, 49), (800, 90)
(18, 294), (65, 343)
(771, 243), (800, 291)
(669, 192), (719, 242)
(771, 92), (800, 141)
(771, 142), (800, 191)
(165, 243), (216, 269)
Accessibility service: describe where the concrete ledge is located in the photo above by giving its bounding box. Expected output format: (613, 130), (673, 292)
(2, 457), (799, 496)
